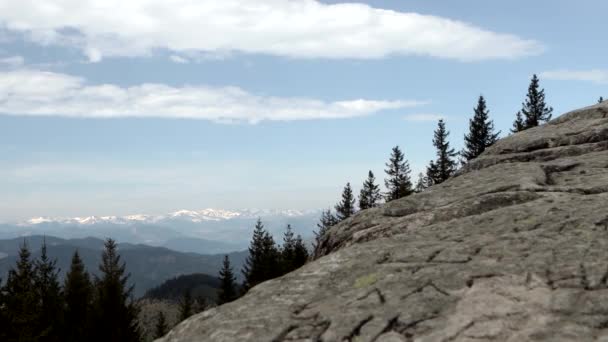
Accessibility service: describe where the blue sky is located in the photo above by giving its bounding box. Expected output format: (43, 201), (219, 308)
(0, 0), (607, 221)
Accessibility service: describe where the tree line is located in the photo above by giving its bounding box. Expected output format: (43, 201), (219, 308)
(314, 74), (556, 248)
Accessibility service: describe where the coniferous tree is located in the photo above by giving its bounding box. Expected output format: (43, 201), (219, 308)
(517, 74), (553, 130)
(0, 277), (6, 342)
(91, 238), (141, 342)
(2, 241), (39, 342)
(335, 182), (356, 221)
(280, 225), (296, 273)
(178, 289), (193, 321)
(600, 97), (604, 103)
(217, 255), (237, 305)
(153, 311), (168, 339)
(34, 241), (64, 342)
(462, 95), (500, 162)
(511, 111), (526, 133)
(313, 209), (338, 250)
(384, 146), (413, 202)
(64, 251), (93, 342)
(415, 172), (431, 193)
(241, 219), (280, 292)
(427, 119), (457, 185)
(358, 171), (382, 210)
(293, 235), (309, 268)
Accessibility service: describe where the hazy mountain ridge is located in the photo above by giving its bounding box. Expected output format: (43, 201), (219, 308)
(0, 208), (322, 253)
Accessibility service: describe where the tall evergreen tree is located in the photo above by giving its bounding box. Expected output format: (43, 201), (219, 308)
(335, 182), (356, 221)
(241, 219), (280, 292)
(511, 111), (526, 133)
(217, 255), (237, 305)
(33, 241), (64, 342)
(293, 235), (309, 268)
(313, 209), (338, 250)
(599, 96), (604, 103)
(427, 119), (457, 185)
(384, 146), (413, 202)
(178, 289), (193, 321)
(280, 225), (296, 273)
(518, 74), (553, 130)
(153, 311), (168, 339)
(63, 251), (93, 342)
(462, 95), (500, 162)
(91, 238), (141, 342)
(358, 171), (382, 210)
(2, 241), (39, 342)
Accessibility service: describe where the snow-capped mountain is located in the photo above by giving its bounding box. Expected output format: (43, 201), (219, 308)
(1, 208), (322, 254)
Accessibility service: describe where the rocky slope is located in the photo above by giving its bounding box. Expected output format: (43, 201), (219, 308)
(159, 103), (608, 341)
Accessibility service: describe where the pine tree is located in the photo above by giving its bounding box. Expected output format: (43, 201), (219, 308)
(64, 251), (93, 342)
(384, 146), (413, 202)
(519, 74), (553, 129)
(241, 219), (280, 292)
(91, 238), (141, 342)
(415, 172), (430, 193)
(511, 111), (526, 133)
(34, 240), (64, 342)
(335, 182), (356, 220)
(462, 95), (500, 162)
(599, 97), (604, 103)
(313, 209), (338, 250)
(178, 289), (193, 321)
(2, 241), (39, 342)
(280, 225), (296, 274)
(217, 255), (237, 305)
(428, 119), (457, 185)
(153, 311), (168, 339)
(358, 171), (382, 210)
(293, 235), (309, 268)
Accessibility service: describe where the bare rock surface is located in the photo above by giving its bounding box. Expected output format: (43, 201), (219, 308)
(158, 103), (608, 342)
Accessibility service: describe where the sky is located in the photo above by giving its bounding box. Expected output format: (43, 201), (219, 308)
(0, 0), (607, 221)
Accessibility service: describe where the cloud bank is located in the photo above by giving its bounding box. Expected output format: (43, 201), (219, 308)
(0, 69), (424, 122)
(0, 0), (542, 62)
(541, 69), (608, 84)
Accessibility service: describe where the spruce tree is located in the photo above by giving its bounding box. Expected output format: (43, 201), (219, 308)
(91, 238), (141, 342)
(427, 119), (457, 185)
(217, 255), (237, 305)
(462, 95), (500, 162)
(358, 171), (382, 210)
(384, 146), (413, 202)
(64, 251), (93, 342)
(34, 241), (64, 342)
(241, 219), (280, 292)
(153, 311), (168, 339)
(2, 241), (39, 342)
(519, 74), (553, 129)
(178, 289), (193, 321)
(313, 209), (338, 250)
(511, 111), (526, 133)
(415, 172), (431, 193)
(293, 235), (309, 268)
(280, 225), (296, 274)
(335, 182), (356, 221)
(600, 97), (604, 103)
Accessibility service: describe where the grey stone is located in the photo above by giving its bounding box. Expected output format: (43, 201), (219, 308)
(158, 102), (608, 341)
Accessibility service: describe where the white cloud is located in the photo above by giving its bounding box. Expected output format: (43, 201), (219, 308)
(540, 69), (608, 84)
(403, 113), (445, 122)
(0, 69), (424, 122)
(169, 55), (189, 64)
(0, 55), (24, 67)
(0, 0), (542, 62)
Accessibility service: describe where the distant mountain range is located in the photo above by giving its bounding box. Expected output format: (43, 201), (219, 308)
(0, 208), (322, 254)
(0, 235), (247, 297)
